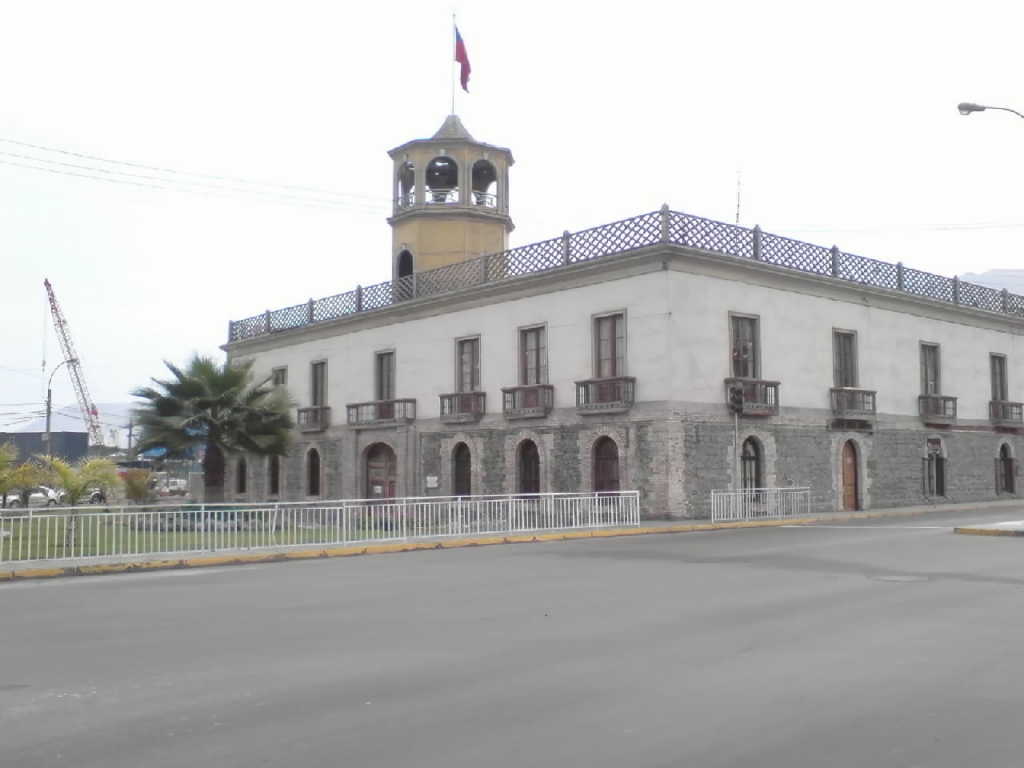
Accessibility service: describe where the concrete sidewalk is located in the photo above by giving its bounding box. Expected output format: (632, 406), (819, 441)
(953, 520), (1024, 537)
(3, 498), (1023, 582)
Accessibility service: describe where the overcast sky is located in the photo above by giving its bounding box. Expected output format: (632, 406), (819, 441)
(2, 0), (1022, 436)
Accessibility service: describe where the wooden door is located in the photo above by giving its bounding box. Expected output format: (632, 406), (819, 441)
(842, 441), (858, 511)
(366, 444), (397, 500)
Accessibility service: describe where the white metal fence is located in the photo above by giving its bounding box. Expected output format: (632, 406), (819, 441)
(710, 487), (811, 523)
(0, 492), (640, 565)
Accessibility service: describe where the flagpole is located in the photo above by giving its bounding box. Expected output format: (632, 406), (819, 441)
(451, 12), (456, 115)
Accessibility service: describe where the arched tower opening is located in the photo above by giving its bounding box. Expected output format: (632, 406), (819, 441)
(396, 161), (415, 208)
(426, 156), (459, 204)
(471, 159), (498, 208)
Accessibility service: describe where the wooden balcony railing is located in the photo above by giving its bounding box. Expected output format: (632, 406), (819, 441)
(297, 406), (331, 433)
(439, 391), (486, 423)
(724, 378), (780, 416)
(830, 388), (877, 419)
(501, 384), (554, 419)
(919, 394), (957, 425)
(346, 399), (416, 427)
(990, 400), (1024, 427)
(575, 377), (636, 414)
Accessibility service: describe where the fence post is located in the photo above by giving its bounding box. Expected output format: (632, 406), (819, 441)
(830, 246), (841, 277)
(356, 285), (363, 312)
(481, 253), (489, 284)
(1003, 288), (1010, 314)
(752, 225), (762, 261)
(263, 310), (271, 333)
(660, 203), (670, 243)
(953, 276), (961, 304)
(562, 230), (571, 265)
(307, 298), (315, 324)
(897, 262), (905, 291)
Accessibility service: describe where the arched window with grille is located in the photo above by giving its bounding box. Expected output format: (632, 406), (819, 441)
(453, 442), (472, 497)
(307, 449), (321, 497)
(996, 443), (1016, 495)
(518, 439), (540, 495)
(741, 438), (762, 491)
(593, 437), (620, 493)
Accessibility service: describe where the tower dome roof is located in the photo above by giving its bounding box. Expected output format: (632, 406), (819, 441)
(432, 114), (475, 141)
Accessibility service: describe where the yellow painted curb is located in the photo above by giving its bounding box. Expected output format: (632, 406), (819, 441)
(0, 505), (956, 582)
(953, 526), (1024, 537)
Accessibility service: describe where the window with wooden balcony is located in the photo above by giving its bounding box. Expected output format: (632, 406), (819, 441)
(457, 337), (481, 392)
(726, 314), (777, 415)
(520, 326), (547, 385)
(730, 314), (759, 379)
(376, 351), (395, 401)
(298, 361), (330, 432)
(375, 351), (396, 420)
(989, 355), (1022, 426)
(594, 313), (625, 378)
(833, 331), (857, 388)
(830, 330), (874, 422)
(504, 326), (552, 418)
(920, 343), (940, 396)
(918, 343), (955, 424)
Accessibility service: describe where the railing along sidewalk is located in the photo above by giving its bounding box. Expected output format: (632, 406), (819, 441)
(710, 487), (811, 522)
(0, 492), (640, 565)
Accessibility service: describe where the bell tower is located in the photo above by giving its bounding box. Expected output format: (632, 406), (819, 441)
(387, 115), (514, 282)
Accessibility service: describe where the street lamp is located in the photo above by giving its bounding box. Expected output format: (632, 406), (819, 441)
(44, 358), (77, 457)
(958, 101), (1024, 120)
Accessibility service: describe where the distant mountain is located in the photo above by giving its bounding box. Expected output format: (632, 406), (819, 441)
(959, 269), (1024, 294)
(11, 402), (138, 449)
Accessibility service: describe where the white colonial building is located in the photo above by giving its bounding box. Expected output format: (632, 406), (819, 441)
(223, 116), (1024, 518)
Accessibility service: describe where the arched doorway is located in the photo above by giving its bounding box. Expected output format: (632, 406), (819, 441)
(307, 449), (321, 497)
(366, 443), (397, 500)
(741, 438), (762, 491)
(518, 439), (540, 495)
(841, 440), (859, 511)
(593, 437), (620, 493)
(997, 443), (1016, 494)
(453, 442), (472, 497)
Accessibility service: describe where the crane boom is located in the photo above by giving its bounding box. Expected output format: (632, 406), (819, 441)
(43, 278), (104, 446)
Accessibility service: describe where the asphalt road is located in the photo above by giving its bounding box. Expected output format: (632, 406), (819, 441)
(4, 506), (1024, 768)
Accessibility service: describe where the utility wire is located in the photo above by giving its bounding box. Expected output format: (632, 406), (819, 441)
(0, 149), (391, 211)
(0, 136), (392, 203)
(0, 158), (390, 214)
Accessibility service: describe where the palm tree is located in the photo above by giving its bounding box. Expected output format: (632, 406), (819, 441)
(132, 354), (296, 504)
(38, 456), (121, 547)
(0, 441), (47, 509)
(39, 456), (120, 507)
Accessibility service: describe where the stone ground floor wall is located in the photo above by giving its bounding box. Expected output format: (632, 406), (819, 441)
(225, 412), (1023, 520)
(682, 420), (1023, 518)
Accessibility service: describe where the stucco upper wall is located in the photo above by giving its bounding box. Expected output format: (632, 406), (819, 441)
(239, 271), (672, 418)
(671, 269), (1024, 420)
(230, 246), (1024, 421)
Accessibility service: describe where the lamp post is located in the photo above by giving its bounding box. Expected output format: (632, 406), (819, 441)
(44, 358), (76, 457)
(957, 102), (1024, 121)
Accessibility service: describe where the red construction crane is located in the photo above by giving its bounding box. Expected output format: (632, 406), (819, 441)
(43, 278), (104, 446)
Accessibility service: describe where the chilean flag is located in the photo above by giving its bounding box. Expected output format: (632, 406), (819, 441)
(455, 26), (471, 92)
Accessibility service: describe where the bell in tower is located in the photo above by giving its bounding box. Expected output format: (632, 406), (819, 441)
(387, 115), (514, 283)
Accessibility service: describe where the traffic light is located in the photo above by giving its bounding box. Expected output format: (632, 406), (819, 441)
(728, 384), (745, 415)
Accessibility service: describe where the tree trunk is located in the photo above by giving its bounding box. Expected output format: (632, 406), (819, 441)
(204, 446), (226, 505)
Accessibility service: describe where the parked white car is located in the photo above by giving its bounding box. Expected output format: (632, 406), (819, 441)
(5, 486), (62, 508)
